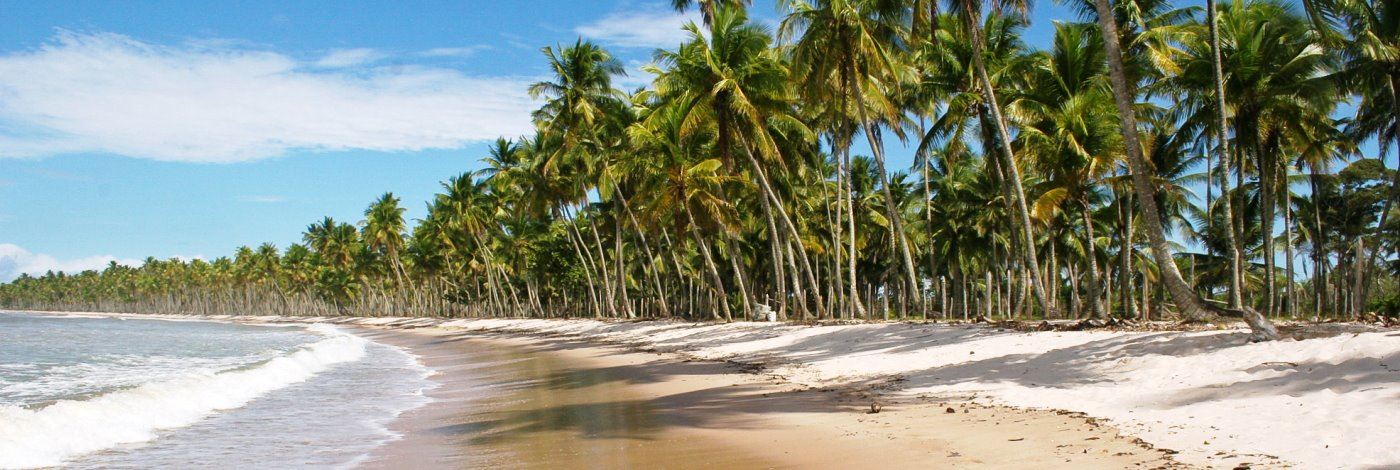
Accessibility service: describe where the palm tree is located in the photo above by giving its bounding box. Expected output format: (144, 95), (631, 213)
(652, 5), (826, 318)
(781, 0), (926, 318)
(529, 39), (629, 317)
(671, 0), (752, 24)
(630, 102), (742, 320)
(1016, 22), (1120, 318)
(1088, 0), (1278, 339)
(1302, 0), (1399, 312)
(1203, 0), (1247, 310)
(363, 193), (409, 287)
(938, 0), (1056, 318)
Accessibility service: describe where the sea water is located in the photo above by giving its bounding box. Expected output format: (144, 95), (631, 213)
(0, 312), (435, 469)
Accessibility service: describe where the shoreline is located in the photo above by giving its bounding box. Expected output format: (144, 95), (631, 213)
(9, 310), (1399, 468)
(352, 326), (1180, 469)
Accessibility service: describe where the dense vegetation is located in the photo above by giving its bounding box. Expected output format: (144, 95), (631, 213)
(3, 0), (1397, 340)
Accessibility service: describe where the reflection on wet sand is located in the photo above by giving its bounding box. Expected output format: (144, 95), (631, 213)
(360, 330), (781, 469)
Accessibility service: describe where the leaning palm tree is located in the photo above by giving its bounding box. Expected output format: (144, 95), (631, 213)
(1203, 0), (1247, 310)
(629, 102), (741, 321)
(1087, 0), (1278, 340)
(529, 40), (629, 317)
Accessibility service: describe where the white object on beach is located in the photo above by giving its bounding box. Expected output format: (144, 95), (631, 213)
(751, 304), (776, 322)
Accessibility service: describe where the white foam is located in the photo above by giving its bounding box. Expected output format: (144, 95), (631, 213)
(0, 324), (367, 469)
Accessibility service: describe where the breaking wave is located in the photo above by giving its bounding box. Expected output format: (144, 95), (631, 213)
(0, 324), (367, 469)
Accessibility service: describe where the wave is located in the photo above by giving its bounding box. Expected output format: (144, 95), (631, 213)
(0, 324), (367, 469)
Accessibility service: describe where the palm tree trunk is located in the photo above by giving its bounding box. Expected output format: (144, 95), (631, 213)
(1091, 0), (1276, 340)
(613, 203), (635, 318)
(923, 153), (937, 318)
(1206, 0), (1246, 310)
(1310, 170), (1325, 318)
(618, 188), (673, 318)
(584, 214), (620, 317)
(1081, 202), (1107, 319)
(1360, 79), (1400, 309)
(557, 206), (603, 318)
(684, 203), (732, 321)
(828, 138), (845, 319)
(842, 144), (867, 319)
(1284, 196), (1297, 319)
(724, 233), (754, 321)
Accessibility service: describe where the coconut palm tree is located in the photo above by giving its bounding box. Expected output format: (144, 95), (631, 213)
(1088, 0), (1282, 339)
(936, 0), (1055, 317)
(1016, 22), (1121, 318)
(362, 193), (409, 287)
(671, 0), (752, 24)
(652, 5), (826, 318)
(781, 0), (928, 318)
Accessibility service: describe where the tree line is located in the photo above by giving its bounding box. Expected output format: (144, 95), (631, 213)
(3, 0), (1397, 341)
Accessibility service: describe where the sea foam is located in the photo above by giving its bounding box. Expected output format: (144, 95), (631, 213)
(0, 323), (367, 469)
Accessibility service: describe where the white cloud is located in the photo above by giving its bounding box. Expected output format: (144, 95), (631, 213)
(420, 46), (489, 58)
(575, 8), (700, 48)
(314, 47), (384, 67)
(0, 32), (538, 163)
(0, 244), (141, 282)
(614, 59), (657, 91)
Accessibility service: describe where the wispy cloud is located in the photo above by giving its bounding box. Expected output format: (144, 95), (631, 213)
(614, 59), (657, 91)
(0, 243), (142, 282)
(0, 32), (537, 163)
(574, 8), (699, 49)
(420, 46), (490, 58)
(314, 47), (385, 67)
(240, 195), (287, 203)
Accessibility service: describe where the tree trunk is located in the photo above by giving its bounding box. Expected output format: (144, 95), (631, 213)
(1207, 0), (1246, 310)
(1310, 170), (1325, 319)
(684, 203), (731, 321)
(1260, 140), (1277, 318)
(1284, 198), (1297, 319)
(1360, 78), (1400, 310)
(618, 188), (673, 318)
(1081, 201), (1107, 319)
(843, 144), (867, 319)
(739, 135), (827, 318)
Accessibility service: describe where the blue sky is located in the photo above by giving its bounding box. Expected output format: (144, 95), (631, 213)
(2, 0), (1337, 281)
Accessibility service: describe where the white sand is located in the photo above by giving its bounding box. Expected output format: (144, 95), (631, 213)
(428, 319), (1400, 469)
(28, 312), (1400, 469)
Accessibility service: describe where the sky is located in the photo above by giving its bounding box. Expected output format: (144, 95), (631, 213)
(0, 0), (1353, 282)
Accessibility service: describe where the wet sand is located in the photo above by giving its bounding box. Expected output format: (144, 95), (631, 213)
(356, 327), (1183, 469)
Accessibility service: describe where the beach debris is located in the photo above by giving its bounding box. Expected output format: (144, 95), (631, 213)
(868, 401), (883, 414)
(750, 304), (777, 322)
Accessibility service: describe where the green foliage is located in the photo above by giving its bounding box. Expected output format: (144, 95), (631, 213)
(1, 0), (1394, 321)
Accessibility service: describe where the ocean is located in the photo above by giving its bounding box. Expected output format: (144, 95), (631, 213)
(0, 312), (435, 469)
